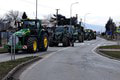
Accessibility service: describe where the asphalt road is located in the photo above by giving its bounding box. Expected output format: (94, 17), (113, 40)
(19, 37), (120, 80)
(0, 46), (65, 62)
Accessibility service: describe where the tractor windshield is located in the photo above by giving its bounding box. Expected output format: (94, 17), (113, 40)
(19, 20), (38, 29)
(23, 21), (35, 26)
(22, 21), (36, 29)
(55, 27), (64, 32)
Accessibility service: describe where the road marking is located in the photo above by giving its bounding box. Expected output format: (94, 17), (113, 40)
(92, 43), (102, 54)
(26, 47), (70, 70)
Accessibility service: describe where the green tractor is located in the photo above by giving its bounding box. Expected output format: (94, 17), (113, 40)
(48, 26), (74, 47)
(84, 29), (95, 40)
(73, 24), (84, 42)
(5, 19), (49, 53)
(93, 31), (96, 39)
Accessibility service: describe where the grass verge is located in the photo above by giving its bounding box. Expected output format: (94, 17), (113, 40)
(0, 48), (8, 53)
(99, 45), (120, 49)
(0, 56), (38, 80)
(100, 51), (120, 59)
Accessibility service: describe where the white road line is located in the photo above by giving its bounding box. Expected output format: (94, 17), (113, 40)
(92, 42), (102, 54)
(26, 47), (70, 70)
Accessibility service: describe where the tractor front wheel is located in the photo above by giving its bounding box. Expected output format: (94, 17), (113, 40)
(63, 37), (69, 47)
(27, 37), (38, 53)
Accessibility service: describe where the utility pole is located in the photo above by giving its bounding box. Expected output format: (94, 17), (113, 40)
(70, 2), (79, 27)
(36, 0), (38, 19)
(56, 9), (60, 27)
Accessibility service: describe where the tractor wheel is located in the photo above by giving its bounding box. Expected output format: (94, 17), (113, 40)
(27, 37), (38, 53)
(81, 36), (84, 42)
(49, 42), (54, 47)
(54, 43), (58, 47)
(49, 37), (54, 47)
(62, 37), (69, 47)
(39, 33), (48, 51)
(78, 36), (82, 42)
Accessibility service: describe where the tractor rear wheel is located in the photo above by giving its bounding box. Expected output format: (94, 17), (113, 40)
(54, 43), (58, 46)
(78, 35), (82, 42)
(63, 37), (69, 47)
(27, 37), (38, 53)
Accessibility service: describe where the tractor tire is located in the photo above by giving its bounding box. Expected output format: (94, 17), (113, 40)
(81, 36), (84, 42)
(49, 42), (54, 47)
(62, 37), (69, 47)
(78, 36), (82, 42)
(27, 37), (38, 53)
(49, 37), (54, 47)
(54, 43), (58, 47)
(39, 33), (48, 51)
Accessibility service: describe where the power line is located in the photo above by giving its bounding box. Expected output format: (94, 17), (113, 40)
(18, 0), (55, 10)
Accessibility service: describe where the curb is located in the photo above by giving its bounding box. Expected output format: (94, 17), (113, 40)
(99, 49), (120, 51)
(95, 48), (120, 61)
(2, 56), (42, 80)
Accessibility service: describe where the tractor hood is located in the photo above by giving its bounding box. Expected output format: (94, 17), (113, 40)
(15, 29), (30, 37)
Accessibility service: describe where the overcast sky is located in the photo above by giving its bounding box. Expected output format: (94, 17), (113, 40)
(0, 0), (120, 26)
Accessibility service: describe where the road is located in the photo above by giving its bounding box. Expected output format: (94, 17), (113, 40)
(0, 46), (65, 62)
(19, 37), (120, 80)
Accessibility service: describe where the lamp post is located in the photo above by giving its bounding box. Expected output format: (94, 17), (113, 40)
(36, 0), (38, 19)
(56, 9), (60, 27)
(84, 13), (90, 28)
(70, 2), (79, 26)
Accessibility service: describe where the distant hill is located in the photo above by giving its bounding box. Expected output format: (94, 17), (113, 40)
(81, 23), (105, 32)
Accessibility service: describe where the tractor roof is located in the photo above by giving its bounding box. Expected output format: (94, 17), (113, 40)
(21, 19), (41, 21)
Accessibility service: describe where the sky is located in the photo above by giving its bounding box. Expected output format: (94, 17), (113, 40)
(0, 0), (120, 27)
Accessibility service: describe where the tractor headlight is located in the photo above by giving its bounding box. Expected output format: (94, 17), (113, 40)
(8, 35), (19, 46)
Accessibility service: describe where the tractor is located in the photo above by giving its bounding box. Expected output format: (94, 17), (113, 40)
(73, 24), (84, 42)
(5, 19), (49, 53)
(84, 29), (95, 40)
(48, 26), (74, 47)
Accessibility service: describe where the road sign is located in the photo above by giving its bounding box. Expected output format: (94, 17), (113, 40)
(106, 31), (112, 35)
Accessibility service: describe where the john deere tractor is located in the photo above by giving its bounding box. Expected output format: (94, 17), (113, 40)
(84, 29), (95, 40)
(48, 26), (74, 47)
(5, 19), (49, 53)
(73, 24), (84, 42)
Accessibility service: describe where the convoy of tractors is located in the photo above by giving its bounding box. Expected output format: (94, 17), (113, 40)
(4, 14), (96, 53)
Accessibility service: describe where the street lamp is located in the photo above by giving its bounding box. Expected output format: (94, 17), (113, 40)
(84, 13), (91, 28)
(56, 9), (60, 27)
(36, 0), (38, 19)
(70, 2), (79, 26)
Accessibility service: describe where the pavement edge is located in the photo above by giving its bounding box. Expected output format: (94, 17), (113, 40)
(95, 47), (120, 61)
(2, 56), (42, 80)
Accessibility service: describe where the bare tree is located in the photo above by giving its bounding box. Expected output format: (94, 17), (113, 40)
(5, 10), (22, 29)
(42, 14), (53, 27)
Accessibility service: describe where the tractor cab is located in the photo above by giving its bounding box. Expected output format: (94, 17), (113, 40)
(5, 19), (49, 53)
(17, 19), (42, 35)
(18, 19), (41, 29)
